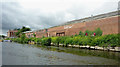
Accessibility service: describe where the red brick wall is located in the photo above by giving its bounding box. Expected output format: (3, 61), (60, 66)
(7, 30), (18, 37)
(36, 16), (119, 38)
(85, 16), (118, 35)
(64, 22), (86, 36)
(25, 32), (34, 38)
(48, 26), (65, 37)
(119, 16), (120, 33)
(47, 22), (86, 36)
(48, 26), (64, 32)
(36, 32), (48, 38)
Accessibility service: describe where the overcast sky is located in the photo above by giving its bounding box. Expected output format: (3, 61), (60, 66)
(0, 0), (119, 35)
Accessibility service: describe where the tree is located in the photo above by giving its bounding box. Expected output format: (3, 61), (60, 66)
(94, 28), (102, 36)
(41, 38), (51, 46)
(2, 35), (5, 38)
(0, 35), (6, 39)
(79, 31), (83, 36)
(21, 26), (31, 32)
(21, 34), (26, 40)
(20, 33), (26, 43)
(42, 36), (45, 38)
(14, 28), (20, 30)
(15, 30), (21, 37)
(75, 34), (78, 36)
(84, 30), (93, 36)
(15, 26), (31, 37)
(33, 33), (36, 37)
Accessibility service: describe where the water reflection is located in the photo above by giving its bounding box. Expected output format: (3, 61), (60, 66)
(38, 45), (120, 62)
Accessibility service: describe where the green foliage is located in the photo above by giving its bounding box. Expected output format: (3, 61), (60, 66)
(14, 28), (20, 30)
(71, 35), (74, 38)
(84, 30), (93, 36)
(51, 37), (62, 46)
(50, 34), (119, 47)
(34, 38), (41, 43)
(33, 33), (36, 37)
(15, 30), (21, 37)
(42, 36), (45, 38)
(20, 26), (31, 32)
(75, 34), (78, 36)
(15, 26), (31, 37)
(21, 34), (26, 40)
(5, 38), (10, 40)
(58, 37), (66, 44)
(51, 37), (58, 44)
(94, 28), (103, 36)
(79, 31), (83, 36)
(1, 35), (5, 38)
(78, 28), (102, 36)
(72, 36), (80, 45)
(90, 34), (119, 47)
(65, 38), (73, 45)
(41, 37), (51, 46)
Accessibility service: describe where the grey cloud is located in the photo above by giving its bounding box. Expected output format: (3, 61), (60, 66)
(2, 2), (26, 29)
(1, 1), (118, 35)
(91, 2), (118, 16)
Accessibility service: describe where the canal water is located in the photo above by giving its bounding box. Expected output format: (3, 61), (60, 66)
(2, 42), (120, 65)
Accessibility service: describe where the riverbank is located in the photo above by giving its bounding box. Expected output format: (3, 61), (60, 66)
(5, 34), (120, 52)
(51, 43), (120, 52)
(3, 40), (120, 52)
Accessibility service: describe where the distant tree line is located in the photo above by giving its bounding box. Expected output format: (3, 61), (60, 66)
(0, 35), (6, 39)
(15, 26), (31, 37)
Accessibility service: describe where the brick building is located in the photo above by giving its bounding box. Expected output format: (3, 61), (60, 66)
(35, 11), (120, 38)
(36, 29), (48, 38)
(7, 30), (18, 38)
(23, 31), (35, 38)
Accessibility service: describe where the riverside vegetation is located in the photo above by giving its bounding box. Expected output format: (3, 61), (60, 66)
(5, 28), (120, 48)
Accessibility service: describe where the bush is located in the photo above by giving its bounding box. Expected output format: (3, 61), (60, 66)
(50, 34), (119, 47)
(72, 36), (80, 45)
(34, 38), (41, 44)
(74, 34), (78, 36)
(51, 37), (58, 44)
(65, 38), (73, 45)
(91, 37), (100, 46)
(81, 37), (91, 46)
(104, 34), (119, 47)
(10, 30), (119, 48)
(90, 34), (119, 47)
(84, 30), (93, 36)
(59, 37), (66, 44)
(79, 31), (83, 36)
(94, 28), (103, 36)
(24, 38), (29, 43)
(41, 37), (51, 46)
(78, 28), (102, 36)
